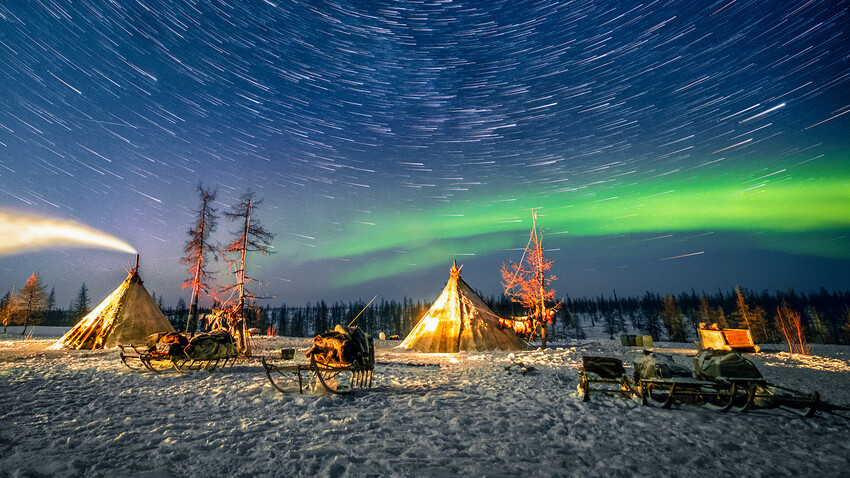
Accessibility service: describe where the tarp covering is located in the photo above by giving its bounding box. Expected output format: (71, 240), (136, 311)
(582, 356), (627, 380)
(634, 352), (692, 380)
(400, 262), (527, 353)
(693, 349), (763, 381)
(54, 269), (175, 349)
(184, 330), (237, 360)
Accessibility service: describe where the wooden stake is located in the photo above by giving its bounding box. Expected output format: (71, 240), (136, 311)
(349, 295), (378, 327)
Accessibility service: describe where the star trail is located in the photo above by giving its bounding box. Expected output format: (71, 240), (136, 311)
(0, 0), (848, 305)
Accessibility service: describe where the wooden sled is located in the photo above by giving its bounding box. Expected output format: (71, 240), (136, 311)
(578, 356), (637, 402)
(262, 351), (374, 395)
(712, 378), (819, 417)
(635, 351), (818, 417)
(635, 376), (743, 412)
(633, 352), (743, 411)
(264, 325), (375, 395)
(118, 344), (238, 373)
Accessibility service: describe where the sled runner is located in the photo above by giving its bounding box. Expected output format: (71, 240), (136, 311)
(263, 325), (375, 395)
(119, 331), (239, 373)
(692, 349), (819, 417)
(633, 352), (741, 411)
(631, 350), (818, 416)
(577, 356), (637, 402)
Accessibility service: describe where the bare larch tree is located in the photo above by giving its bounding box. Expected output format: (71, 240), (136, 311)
(16, 272), (48, 335)
(222, 190), (275, 355)
(181, 184), (218, 335)
(501, 210), (559, 349)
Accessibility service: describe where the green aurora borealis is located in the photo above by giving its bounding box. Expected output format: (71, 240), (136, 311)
(290, 158), (850, 288)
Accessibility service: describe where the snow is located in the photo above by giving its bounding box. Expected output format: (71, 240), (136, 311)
(2, 326), (850, 477)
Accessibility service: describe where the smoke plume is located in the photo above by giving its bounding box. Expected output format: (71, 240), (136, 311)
(0, 210), (136, 255)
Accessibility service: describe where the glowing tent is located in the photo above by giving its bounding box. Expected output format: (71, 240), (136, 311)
(400, 262), (527, 353)
(55, 266), (174, 349)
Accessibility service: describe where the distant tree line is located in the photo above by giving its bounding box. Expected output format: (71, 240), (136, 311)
(164, 298), (432, 341)
(158, 286), (850, 346)
(4, 274), (850, 346)
(536, 287), (850, 346)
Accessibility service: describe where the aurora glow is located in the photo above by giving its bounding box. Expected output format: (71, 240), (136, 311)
(293, 158), (850, 287)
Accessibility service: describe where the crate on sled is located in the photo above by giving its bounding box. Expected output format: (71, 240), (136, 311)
(698, 326), (760, 353)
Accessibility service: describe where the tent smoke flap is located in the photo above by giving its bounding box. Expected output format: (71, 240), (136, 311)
(54, 268), (175, 349)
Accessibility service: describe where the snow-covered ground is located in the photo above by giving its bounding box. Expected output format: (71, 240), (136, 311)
(2, 326), (850, 477)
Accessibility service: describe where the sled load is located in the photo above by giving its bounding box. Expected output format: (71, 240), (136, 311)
(691, 349), (819, 416)
(633, 352), (740, 411)
(698, 323), (760, 353)
(577, 356), (637, 402)
(400, 261), (527, 353)
(54, 259), (174, 350)
(579, 351), (819, 417)
(263, 325), (375, 395)
(119, 330), (238, 373)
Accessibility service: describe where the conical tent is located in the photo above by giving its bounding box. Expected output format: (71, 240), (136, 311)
(400, 262), (527, 353)
(55, 268), (175, 349)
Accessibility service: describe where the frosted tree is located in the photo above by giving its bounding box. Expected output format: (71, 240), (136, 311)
(15, 273), (48, 335)
(46, 288), (56, 314)
(843, 306), (850, 344)
(697, 296), (728, 328)
(660, 295), (687, 342)
(222, 190), (275, 354)
(733, 287), (769, 343)
(807, 307), (832, 344)
(181, 184), (218, 335)
(1, 291), (12, 333)
(501, 210), (559, 349)
(774, 300), (810, 355)
(71, 283), (90, 322)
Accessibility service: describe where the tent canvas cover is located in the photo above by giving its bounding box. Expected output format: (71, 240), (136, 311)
(400, 262), (527, 353)
(55, 268), (174, 349)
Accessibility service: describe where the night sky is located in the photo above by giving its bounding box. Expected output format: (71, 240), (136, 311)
(1, 0), (848, 308)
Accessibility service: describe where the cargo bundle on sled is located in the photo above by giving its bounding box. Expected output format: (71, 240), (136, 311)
(692, 349), (819, 417)
(119, 330), (238, 373)
(633, 352), (741, 411)
(580, 351), (819, 417)
(262, 325), (375, 395)
(577, 356), (637, 402)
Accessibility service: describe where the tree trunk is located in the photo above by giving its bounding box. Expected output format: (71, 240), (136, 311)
(538, 243), (547, 350)
(185, 194), (211, 336)
(185, 258), (203, 336)
(236, 203), (251, 355)
(541, 321), (548, 349)
(21, 297), (35, 336)
(186, 287), (200, 335)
